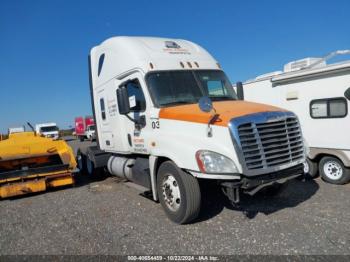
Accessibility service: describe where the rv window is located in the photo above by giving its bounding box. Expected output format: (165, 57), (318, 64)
(126, 80), (146, 112)
(310, 98), (347, 119)
(329, 99), (347, 117)
(100, 98), (106, 120)
(311, 101), (327, 118)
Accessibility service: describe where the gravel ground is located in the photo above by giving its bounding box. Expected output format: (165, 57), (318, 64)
(0, 139), (349, 255)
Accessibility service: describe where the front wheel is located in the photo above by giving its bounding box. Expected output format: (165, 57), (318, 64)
(319, 156), (350, 185)
(304, 158), (319, 179)
(157, 161), (201, 224)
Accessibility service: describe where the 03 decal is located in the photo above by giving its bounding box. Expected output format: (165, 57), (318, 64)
(150, 117), (160, 129)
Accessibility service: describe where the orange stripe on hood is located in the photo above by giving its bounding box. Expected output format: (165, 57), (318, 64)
(159, 100), (285, 126)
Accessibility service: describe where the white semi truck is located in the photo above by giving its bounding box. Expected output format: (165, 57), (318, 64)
(77, 37), (306, 224)
(240, 50), (350, 185)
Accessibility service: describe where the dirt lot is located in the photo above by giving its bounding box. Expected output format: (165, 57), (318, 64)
(0, 138), (349, 255)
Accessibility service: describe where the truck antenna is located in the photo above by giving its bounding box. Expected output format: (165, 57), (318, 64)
(27, 122), (35, 132)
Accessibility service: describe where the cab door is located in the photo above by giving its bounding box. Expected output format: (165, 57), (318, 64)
(117, 72), (152, 154)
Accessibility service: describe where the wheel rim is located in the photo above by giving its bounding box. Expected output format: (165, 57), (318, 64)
(303, 161), (309, 174)
(87, 158), (93, 175)
(323, 161), (343, 180)
(77, 154), (83, 170)
(162, 174), (181, 212)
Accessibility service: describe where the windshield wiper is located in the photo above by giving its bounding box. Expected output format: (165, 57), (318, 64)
(161, 100), (197, 107)
(210, 96), (236, 101)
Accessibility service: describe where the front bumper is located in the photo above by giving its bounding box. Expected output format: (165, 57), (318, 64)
(220, 163), (304, 194)
(0, 169), (74, 199)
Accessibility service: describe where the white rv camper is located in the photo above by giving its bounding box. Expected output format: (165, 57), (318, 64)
(240, 50), (350, 184)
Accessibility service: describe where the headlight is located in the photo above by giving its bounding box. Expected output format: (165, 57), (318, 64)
(195, 150), (238, 173)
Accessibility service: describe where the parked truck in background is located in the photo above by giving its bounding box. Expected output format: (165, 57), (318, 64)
(239, 50), (350, 185)
(0, 123), (76, 199)
(77, 36), (306, 224)
(8, 126), (25, 134)
(35, 123), (59, 140)
(75, 116), (96, 141)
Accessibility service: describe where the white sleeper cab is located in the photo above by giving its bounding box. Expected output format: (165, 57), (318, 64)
(240, 50), (350, 185)
(77, 36), (306, 224)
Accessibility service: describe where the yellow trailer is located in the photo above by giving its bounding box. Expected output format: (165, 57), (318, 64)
(0, 132), (76, 199)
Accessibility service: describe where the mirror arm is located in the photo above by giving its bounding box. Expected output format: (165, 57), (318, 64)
(207, 113), (220, 137)
(125, 114), (146, 130)
(125, 114), (137, 123)
(209, 113), (219, 125)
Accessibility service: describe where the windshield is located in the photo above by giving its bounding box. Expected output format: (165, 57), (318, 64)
(88, 125), (95, 131)
(40, 126), (58, 132)
(146, 70), (237, 107)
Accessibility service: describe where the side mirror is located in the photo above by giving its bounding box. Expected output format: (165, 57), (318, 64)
(345, 87), (350, 100)
(117, 87), (130, 115)
(236, 81), (244, 100)
(198, 96), (213, 113)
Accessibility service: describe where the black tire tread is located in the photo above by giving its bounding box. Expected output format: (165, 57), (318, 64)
(305, 158), (319, 179)
(77, 149), (86, 174)
(157, 161), (201, 224)
(86, 152), (103, 177)
(181, 169), (201, 223)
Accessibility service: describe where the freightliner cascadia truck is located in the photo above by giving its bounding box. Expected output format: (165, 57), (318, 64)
(77, 37), (306, 224)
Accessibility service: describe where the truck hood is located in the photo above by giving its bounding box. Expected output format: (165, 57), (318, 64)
(159, 100), (285, 126)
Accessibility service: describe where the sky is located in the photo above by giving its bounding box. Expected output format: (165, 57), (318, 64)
(0, 0), (349, 133)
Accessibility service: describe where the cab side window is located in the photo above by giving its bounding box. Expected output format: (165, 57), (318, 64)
(126, 80), (146, 112)
(100, 98), (106, 120)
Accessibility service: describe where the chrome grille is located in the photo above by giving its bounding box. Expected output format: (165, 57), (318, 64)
(238, 117), (304, 170)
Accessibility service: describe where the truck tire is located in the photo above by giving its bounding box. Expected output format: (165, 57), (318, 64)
(79, 136), (84, 142)
(77, 149), (86, 174)
(319, 156), (350, 185)
(86, 152), (103, 177)
(157, 161), (201, 224)
(304, 158), (319, 179)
